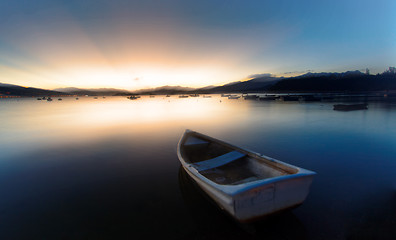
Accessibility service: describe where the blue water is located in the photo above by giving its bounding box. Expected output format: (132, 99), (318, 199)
(0, 96), (395, 239)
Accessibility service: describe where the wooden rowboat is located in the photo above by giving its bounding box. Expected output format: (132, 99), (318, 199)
(177, 130), (316, 222)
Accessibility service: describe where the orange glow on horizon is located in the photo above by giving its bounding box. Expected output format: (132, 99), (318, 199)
(0, 61), (254, 90)
(0, 8), (275, 90)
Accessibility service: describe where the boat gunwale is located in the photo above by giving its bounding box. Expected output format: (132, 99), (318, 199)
(177, 129), (316, 196)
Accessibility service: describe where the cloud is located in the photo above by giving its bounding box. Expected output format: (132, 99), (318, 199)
(247, 73), (273, 78)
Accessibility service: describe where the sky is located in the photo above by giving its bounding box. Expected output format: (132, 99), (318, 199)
(0, 0), (395, 90)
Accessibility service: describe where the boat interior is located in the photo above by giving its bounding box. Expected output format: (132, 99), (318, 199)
(181, 133), (298, 185)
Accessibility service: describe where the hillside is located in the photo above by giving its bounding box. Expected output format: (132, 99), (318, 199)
(130, 86), (195, 95)
(2, 69), (396, 97)
(195, 76), (280, 93)
(54, 87), (131, 96)
(269, 72), (396, 92)
(0, 83), (68, 97)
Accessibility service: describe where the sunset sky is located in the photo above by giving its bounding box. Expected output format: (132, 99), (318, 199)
(0, 0), (395, 90)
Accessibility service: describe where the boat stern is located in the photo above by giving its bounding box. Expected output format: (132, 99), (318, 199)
(232, 173), (315, 222)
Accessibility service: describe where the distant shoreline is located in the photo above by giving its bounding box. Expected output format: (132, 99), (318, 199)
(1, 69), (395, 97)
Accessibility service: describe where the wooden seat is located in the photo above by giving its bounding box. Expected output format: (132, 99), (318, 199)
(192, 151), (246, 171)
(184, 136), (209, 146)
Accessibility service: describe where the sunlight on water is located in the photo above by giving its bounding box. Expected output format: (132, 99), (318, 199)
(0, 96), (251, 158)
(1, 96), (396, 160)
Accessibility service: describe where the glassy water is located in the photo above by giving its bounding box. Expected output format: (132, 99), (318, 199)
(0, 96), (395, 239)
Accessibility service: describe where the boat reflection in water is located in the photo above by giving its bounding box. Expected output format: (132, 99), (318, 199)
(178, 167), (307, 239)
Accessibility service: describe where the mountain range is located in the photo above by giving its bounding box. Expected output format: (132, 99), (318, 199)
(1, 70), (395, 97)
(269, 71), (396, 92)
(0, 83), (66, 97)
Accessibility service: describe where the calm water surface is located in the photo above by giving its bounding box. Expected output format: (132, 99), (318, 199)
(0, 96), (395, 239)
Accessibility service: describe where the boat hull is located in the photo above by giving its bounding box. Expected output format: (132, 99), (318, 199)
(182, 165), (314, 222)
(177, 130), (316, 222)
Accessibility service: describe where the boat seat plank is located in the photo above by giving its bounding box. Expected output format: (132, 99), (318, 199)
(184, 137), (209, 146)
(192, 151), (246, 171)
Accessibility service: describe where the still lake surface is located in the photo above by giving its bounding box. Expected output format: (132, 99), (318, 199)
(0, 95), (395, 239)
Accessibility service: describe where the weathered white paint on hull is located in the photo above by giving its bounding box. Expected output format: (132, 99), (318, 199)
(178, 130), (316, 222)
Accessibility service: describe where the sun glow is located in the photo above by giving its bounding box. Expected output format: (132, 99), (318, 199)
(48, 64), (236, 90)
(1, 1), (393, 90)
(0, 3), (270, 90)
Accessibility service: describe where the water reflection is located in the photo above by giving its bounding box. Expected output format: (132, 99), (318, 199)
(0, 95), (395, 239)
(0, 96), (250, 158)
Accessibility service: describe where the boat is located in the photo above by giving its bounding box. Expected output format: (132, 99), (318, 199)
(177, 130), (316, 223)
(190, 94), (199, 97)
(58, 98), (62, 101)
(179, 95), (189, 98)
(47, 97), (53, 101)
(127, 95), (139, 100)
(228, 95), (240, 99)
(333, 103), (368, 111)
(242, 94), (258, 100)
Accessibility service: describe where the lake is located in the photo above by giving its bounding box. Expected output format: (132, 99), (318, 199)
(0, 95), (395, 239)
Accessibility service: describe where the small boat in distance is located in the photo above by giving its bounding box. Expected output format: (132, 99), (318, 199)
(242, 94), (258, 100)
(228, 95), (240, 99)
(179, 95), (189, 98)
(76, 97), (79, 100)
(127, 95), (139, 100)
(47, 97), (53, 101)
(333, 103), (368, 111)
(58, 98), (62, 101)
(177, 130), (316, 222)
